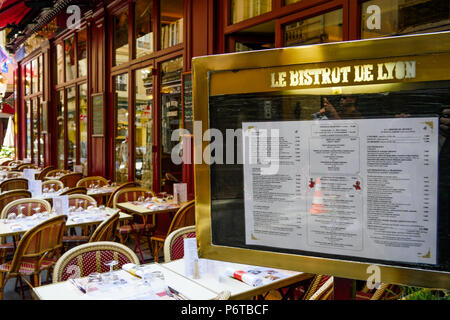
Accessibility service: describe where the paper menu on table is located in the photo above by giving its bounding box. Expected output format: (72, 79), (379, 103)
(184, 237), (199, 278)
(73, 165), (83, 173)
(173, 183), (187, 203)
(28, 180), (42, 197)
(53, 195), (69, 214)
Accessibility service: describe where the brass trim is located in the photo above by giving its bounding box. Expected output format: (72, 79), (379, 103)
(193, 32), (450, 289)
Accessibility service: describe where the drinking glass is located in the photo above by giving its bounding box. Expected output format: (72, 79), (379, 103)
(18, 205), (26, 217)
(149, 271), (166, 293)
(49, 184), (55, 193)
(137, 196), (145, 203)
(43, 187), (49, 193)
(103, 260), (119, 283)
(159, 192), (167, 202)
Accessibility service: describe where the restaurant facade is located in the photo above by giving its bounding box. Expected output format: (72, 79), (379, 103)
(3, 0), (450, 197)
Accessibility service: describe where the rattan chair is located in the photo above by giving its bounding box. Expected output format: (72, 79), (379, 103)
(36, 165), (55, 180)
(112, 187), (156, 262)
(59, 186), (87, 195)
(67, 194), (97, 209)
(356, 283), (401, 300)
(7, 160), (23, 170)
(163, 225), (196, 263)
(0, 178), (28, 192)
(45, 169), (70, 179)
(1, 198), (52, 219)
(52, 241), (140, 283)
(105, 181), (141, 207)
(0, 215), (67, 299)
(151, 200), (195, 262)
(42, 179), (65, 192)
(76, 176), (109, 188)
(16, 164), (40, 172)
(5, 171), (24, 179)
(58, 172), (83, 188)
(306, 276), (334, 300)
(89, 211), (121, 242)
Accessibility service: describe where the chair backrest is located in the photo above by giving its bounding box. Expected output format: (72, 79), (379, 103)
(89, 211), (120, 242)
(105, 181), (141, 207)
(42, 179), (65, 192)
(76, 176), (109, 188)
(1, 198), (52, 219)
(303, 275), (333, 300)
(45, 169), (70, 179)
(58, 172), (83, 188)
(6, 171), (24, 179)
(163, 225), (196, 262)
(17, 164), (40, 172)
(68, 194), (97, 209)
(166, 200), (195, 236)
(112, 187), (154, 208)
(60, 187), (87, 195)
(0, 159), (13, 166)
(52, 241), (140, 283)
(8, 215), (67, 276)
(37, 165), (55, 180)
(7, 160), (23, 169)
(0, 190), (32, 214)
(0, 178), (28, 192)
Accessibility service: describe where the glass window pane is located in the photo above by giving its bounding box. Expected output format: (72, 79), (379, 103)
(32, 98), (39, 164)
(79, 83), (88, 176)
(65, 36), (76, 81)
(39, 97), (44, 165)
(25, 63), (31, 96)
(135, 67), (153, 188)
(113, 10), (129, 66)
(284, 9), (343, 47)
(26, 100), (31, 160)
(233, 20), (275, 52)
(31, 59), (38, 94)
(114, 74), (129, 183)
(56, 91), (65, 169)
(160, 57), (182, 187)
(135, 0), (153, 58)
(231, 0), (271, 24)
(285, 0), (301, 5)
(361, 0), (450, 39)
(160, 0), (183, 50)
(39, 55), (43, 92)
(78, 29), (87, 77)
(56, 43), (64, 84)
(67, 87), (76, 171)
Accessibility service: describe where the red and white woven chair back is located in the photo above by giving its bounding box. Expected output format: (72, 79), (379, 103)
(163, 226), (196, 262)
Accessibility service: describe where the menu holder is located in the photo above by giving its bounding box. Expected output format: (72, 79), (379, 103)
(29, 180), (42, 197)
(173, 183), (187, 203)
(53, 195), (69, 215)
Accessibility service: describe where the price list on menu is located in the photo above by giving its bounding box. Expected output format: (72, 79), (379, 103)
(182, 72), (193, 133)
(242, 117), (439, 265)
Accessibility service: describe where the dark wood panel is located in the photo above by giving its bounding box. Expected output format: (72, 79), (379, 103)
(91, 136), (105, 176)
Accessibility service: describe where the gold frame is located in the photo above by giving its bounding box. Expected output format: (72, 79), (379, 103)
(193, 31), (450, 289)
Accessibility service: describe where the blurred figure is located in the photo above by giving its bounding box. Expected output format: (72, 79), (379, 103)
(319, 95), (362, 119)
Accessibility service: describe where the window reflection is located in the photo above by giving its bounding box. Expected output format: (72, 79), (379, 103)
(79, 83), (88, 175)
(25, 63), (31, 95)
(231, 0), (271, 24)
(135, 0), (153, 58)
(26, 100), (31, 160)
(284, 9), (343, 46)
(32, 98), (39, 164)
(135, 67), (153, 188)
(78, 29), (87, 77)
(56, 43), (64, 84)
(114, 74), (129, 182)
(65, 37), (76, 81)
(67, 87), (76, 171)
(39, 55), (43, 92)
(113, 10), (129, 66)
(160, 0), (183, 50)
(56, 91), (65, 169)
(31, 59), (38, 94)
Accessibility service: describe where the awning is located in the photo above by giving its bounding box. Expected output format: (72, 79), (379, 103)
(0, 0), (32, 29)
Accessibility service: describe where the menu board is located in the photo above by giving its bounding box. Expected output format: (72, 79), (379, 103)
(242, 117), (439, 265)
(182, 72), (193, 133)
(92, 93), (104, 135)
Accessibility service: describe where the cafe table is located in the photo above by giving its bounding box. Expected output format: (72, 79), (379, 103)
(32, 261), (218, 300)
(116, 199), (182, 216)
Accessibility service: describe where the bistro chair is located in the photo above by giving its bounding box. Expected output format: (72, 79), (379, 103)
(356, 283), (401, 300)
(105, 181), (141, 208)
(0, 160), (12, 166)
(7, 160), (23, 170)
(1, 198), (52, 219)
(306, 275), (334, 300)
(163, 225), (196, 263)
(0, 178), (28, 192)
(112, 187), (156, 262)
(42, 180), (64, 192)
(60, 186), (88, 195)
(52, 241), (140, 283)
(0, 215), (67, 299)
(68, 194), (97, 209)
(36, 165), (55, 180)
(151, 200), (195, 262)
(58, 172), (83, 188)
(16, 164), (40, 172)
(76, 176), (109, 188)
(6, 171), (24, 179)
(89, 211), (121, 243)
(45, 169), (70, 180)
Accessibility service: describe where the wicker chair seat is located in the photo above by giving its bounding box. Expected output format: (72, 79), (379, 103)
(0, 257), (57, 275)
(57, 249), (136, 282)
(118, 222), (155, 234)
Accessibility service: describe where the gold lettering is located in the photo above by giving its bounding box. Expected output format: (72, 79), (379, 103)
(289, 71), (299, 86)
(377, 63), (387, 80)
(384, 62), (396, 80)
(405, 61), (416, 79)
(341, 66), (351, 83)
(331, 67), (340, 84)
(322, 68), (332, 85)
(354, 65), (364, 82)
(364, 64), (374, 81)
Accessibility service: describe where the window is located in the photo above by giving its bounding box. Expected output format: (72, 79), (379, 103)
(135, 0), (154, 58)
(31, 59), (38, 93)
(160, 0), (183, 50)
(77, 29), (87, 77)
(114, 73), (129, 183)
(26, 100), (31, 160)
(79, 83), (88, 175)
(361, 0), (450, 39)
(66, 87), (76, 171)
(113, 10), (130, 66)
(284, 9), (343, 46)
(285, 0), (301, 5)
(135, 67), (153, 188)
(56, 90), (65, 169)
(231, 0), (272, 24)
(65, 36), (76, 81)
(56, 43), (64, 84)
(32, 98), (39, 164)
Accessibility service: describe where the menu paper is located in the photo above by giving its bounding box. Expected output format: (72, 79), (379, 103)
(29, 180), (42, 197)
(53, 195), (69, 215)
(174, 183), (188, 203)
(242, 117), (439, 265)
(184, 237), (199, 278)
(23, 169), (36, 181)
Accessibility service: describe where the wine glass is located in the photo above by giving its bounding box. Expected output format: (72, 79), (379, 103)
(49, 184), (55, 193)
(103, 260), (119, 283)
(159, 192), (167, 202)
(18, 205), (26, 217)
(43, 186), (49, 194)
(137, 196), (145, 203)
(149, 271), (166, 294)
(33, 206), (41, 217)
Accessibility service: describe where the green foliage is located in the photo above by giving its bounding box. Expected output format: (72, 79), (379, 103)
(0, 146), (14, 159)
(393, 286), (450, 300)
